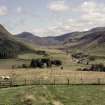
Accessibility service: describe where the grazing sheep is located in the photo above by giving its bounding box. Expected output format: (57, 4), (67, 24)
(4, 76), (10, 80)
(0, 75), (10, 80)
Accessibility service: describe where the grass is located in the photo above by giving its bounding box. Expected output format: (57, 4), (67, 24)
(18, 53), (47, 60)
(0, 47), (103, 85)
(0, 69), (105, 85)
(0, 48), (88, 70)
(0, 48), (105, 84)
(0, 59), (30, 69)
(0, 49), (105, 105)
(0, 48), (105, 104)
(0, 85), (105, 105)
(0, 47), (104, 70)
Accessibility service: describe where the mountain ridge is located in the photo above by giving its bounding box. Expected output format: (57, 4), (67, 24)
(0, 24), (34, 58)
(1, 24), (105, 53)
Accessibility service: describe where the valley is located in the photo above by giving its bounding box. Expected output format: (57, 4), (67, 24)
(0, 24), (105, 104)
(1, 0), (105, 104)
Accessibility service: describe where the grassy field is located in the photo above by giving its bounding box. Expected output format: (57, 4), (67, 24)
(0, 48), (104, 70)
(0, 46), (104, 70)
(0, 48), (88, 70)
(0, 69), (105, 85)
(0, 85), (105, 105)
(0, 59), (30, 69)
(0, 48), (105, 84)
(0, 48), (105, 104)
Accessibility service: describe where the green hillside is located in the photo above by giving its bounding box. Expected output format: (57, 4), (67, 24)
(0, 24), (34, 58)
(0, 85), (105, 105)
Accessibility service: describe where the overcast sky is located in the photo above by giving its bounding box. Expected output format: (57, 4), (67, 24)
(0, 0), (105, 36)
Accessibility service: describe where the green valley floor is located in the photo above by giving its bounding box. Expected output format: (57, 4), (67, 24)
(0, 85), (105, 105)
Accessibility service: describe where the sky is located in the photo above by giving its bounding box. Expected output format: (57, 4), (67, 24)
(0, 0), (105, 37)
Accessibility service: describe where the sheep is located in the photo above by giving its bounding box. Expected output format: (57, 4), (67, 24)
(4, 76), (11, 80)
(0, 75), (11, 81)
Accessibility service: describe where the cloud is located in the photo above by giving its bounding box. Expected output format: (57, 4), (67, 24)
(48, 1), (69, 12)
(39, 1), (105, 36)
(32, 16), (95, 37)
(0, 6), (8, 16)
(6, 0), (105, 36)
(17, 7), (22, 13)
(32, 19), (83, 37)
(79, 1), (105, 27)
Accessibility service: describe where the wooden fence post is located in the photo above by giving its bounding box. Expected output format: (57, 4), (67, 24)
(67, 78), (70, 85)
(0, 81), (1, 87)
(10, 79), (13, 87)
(97, 78), (101, 85)
(39, 79), (41, 85)
(24, 79), (27, 86)
(53, 79), (55, 85)
(80, 78), (83, 84)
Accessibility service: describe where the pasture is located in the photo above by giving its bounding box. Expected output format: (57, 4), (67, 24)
(0, 69), (105, 85)
(0, 48), (105, 85)
(0, 49), (88, 70)
(0, 49), (105, 104)
(0, 85), (105, 105)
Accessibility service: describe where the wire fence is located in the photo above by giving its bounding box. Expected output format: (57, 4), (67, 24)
(0, 77), (105, 88)
(0, 70), (105, 88)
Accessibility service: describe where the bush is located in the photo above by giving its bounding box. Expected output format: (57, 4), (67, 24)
(22, 64), (28, 68)
(30, 59), (43, 68)
(30, 58), (62, 68)
(41, 58), (51, 67)
(72, 52), (88, 59)
(82, 63), (105, 72)
(90, 64), (105, 72)
(89, 56), (95, 61)
(51, 60), (62, 66)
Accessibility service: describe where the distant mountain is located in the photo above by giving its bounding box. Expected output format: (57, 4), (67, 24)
(16, 32), (63, 45)
(63, 27), (105, 52)
(45, 32), (79, 42)
(44, 32), (78, 44)
(0, 24), (34, 58)
(16, 32), (46, 45)
(16, 31), (83, 45)
(15, 26), (105, 54)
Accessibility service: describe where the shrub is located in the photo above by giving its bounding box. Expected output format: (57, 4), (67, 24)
(51, 60), (62, 66)
(30, 58), (62, 68)
(89, 56), (95, 61)
(22, 64), (28, 68)
(72, 52), (88, 59)
(82, 63), (105, 72)
(30, 59), (43, 68)
(90, 64), (105, 72)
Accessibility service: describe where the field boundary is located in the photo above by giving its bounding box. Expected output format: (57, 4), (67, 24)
(0, 78), (105, 88)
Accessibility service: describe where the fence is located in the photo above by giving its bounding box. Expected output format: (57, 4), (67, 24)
(0, 77), (105, 88)
(1, 70), (105, 88)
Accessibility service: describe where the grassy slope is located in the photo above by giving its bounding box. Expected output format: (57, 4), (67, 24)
(0, 25), (35, 58)
(63, 28), (105, 60)
(0, 48), (87, 70)
(0, 85), (105, 105)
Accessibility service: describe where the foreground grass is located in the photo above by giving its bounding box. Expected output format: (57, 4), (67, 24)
(0, 85), (105, 105)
